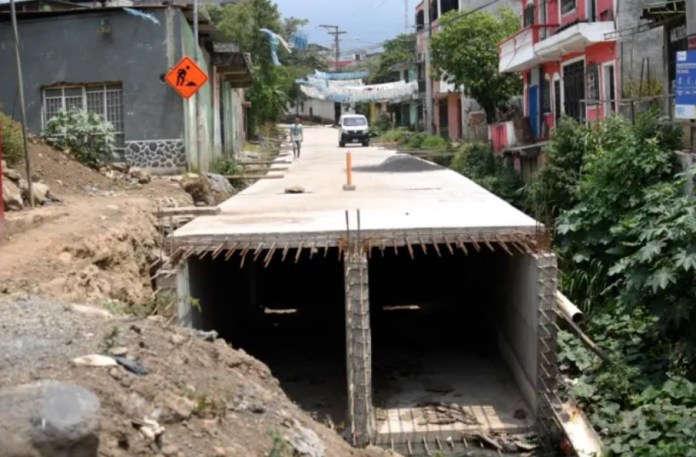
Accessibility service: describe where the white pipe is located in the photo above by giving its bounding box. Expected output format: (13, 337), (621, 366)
(557, 291), (584, 323)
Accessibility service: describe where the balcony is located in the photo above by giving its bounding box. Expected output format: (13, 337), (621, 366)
(534, 21), (616, 61)
(499, 21), (615, 74)
(499, 25), (556, 73)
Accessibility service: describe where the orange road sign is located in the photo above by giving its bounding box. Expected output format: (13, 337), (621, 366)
(165, 56), (209, 99)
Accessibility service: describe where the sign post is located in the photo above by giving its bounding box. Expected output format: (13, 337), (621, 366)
(164, 56), (209, 99)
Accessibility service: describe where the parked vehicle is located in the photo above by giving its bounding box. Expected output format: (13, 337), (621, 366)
(338, 114), (369, 147)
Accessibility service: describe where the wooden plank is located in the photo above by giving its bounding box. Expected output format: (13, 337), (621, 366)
(224, 174), (285, 179)
(154, 206), (220, 217)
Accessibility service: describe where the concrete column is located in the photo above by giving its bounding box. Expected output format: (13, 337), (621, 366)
(344, 250), (374, 447)
(176, 261), (193, 327)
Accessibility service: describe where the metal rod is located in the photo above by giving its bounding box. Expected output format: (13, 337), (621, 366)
(309, 241), (316, 259)
(253, 242), (264, 261)
(557, 309), (611, 362)
(405, 237), (415, 259)
(10, 0), (33, 207)
(282, 242), (290, 262)
(264, 244), (276, 268)
(495, 237), (514, 256)
(295, 241), (304, 263)
(456, 236), (468, 255)
(211, 243), (225, 260)
(418, 235), (428, 255)
(443, 235), (455, 255)
(431, 238), (441, 256)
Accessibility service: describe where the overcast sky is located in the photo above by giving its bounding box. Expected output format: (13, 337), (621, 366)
(273, 0), (410, 55)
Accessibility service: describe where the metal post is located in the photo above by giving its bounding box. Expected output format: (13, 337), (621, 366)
(424, 1), (434, 134)
(688, 0), (696, 155)
(9, 0), (33, 207)
(193, 0), (202, 172)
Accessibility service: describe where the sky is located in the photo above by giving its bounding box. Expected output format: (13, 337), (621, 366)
(273, 0), (411, 56)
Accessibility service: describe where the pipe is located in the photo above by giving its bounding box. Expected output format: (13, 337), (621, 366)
(557, 291), (584, 323)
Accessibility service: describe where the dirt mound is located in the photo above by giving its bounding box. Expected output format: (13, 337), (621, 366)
(13, 140), (115, 196)
(0, 297), (397, 457)
(353, 155), (442, 173)
(0, 198), (162, 308)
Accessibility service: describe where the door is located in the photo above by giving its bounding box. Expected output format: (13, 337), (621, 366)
(603, 64), (616, 114)
(528, 85), (539, 138)
(554, 79), (562, 122)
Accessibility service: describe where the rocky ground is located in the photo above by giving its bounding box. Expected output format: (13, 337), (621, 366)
(0, 142), (397, 456)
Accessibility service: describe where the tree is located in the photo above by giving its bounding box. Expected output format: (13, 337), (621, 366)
(430, 8), (521, 122)
(369, 33), (417, 84)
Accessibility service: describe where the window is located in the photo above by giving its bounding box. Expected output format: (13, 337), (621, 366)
(586, 64), (600, 102)
(43, 83), (124, 150)
(343, 117), (367, 127)
(603, 64), (616, 114)
(563, 60), (585, 121)
(541, 77), (551, 113)
(523, 4), (536, 27)
(440, 0), (458, 15)
(561, 0), (576, 15)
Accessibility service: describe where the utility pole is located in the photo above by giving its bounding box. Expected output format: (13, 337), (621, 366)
(9, 0), (33, 207)
(687, 0), (696, 158)
(193, 0), (202, 172)
(423, 1), (434, 134)
(320, 24), (347, 69)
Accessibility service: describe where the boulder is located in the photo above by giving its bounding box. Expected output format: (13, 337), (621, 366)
(128, 167), (151, 184)
(2, 178), (23, 210)
(180, 173), (214, 206)
(0, 380), (100, 457)
(206, 173), (235, 203)
(2, 168), (22, 183)
(23, 182), (51, 205)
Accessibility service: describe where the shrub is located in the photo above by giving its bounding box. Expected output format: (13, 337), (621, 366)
(42, 109), (116, 168)
(377, 128), (409, 144)
(212, 155), (239, 175)
(0, 111), (24, 166)
(419, 134), (449, 152)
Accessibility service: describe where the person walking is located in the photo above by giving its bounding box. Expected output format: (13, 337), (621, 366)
(290, 117), (303, 160)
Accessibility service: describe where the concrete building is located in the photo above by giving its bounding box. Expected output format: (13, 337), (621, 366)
(169, 127), (560, 453)
(416, 0), (522, 140)
(498, 0), (665, 146)
(0, 1), (252, 171)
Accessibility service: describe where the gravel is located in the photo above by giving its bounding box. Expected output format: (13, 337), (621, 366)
(353, 155), (443, 173)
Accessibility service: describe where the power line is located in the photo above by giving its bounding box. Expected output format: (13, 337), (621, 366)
(319, 24), (347, 66)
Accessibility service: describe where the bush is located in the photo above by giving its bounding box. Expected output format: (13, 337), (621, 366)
(377, 128), (409, 144)
(419, 134), (449, 152)
(42, 110), (116, 169)
(212, 155), (239, 175)
(0, 111), (24, 166)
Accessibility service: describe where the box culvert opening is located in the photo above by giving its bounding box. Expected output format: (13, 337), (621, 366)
(368, 244), (540, 445)
(184, 247), (348, 427)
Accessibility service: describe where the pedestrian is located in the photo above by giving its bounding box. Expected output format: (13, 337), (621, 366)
(290, 117), (303, 160)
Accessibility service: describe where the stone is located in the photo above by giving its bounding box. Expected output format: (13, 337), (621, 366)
(284, 185), (305, 194)
(23, 182), (51, 205)
(0, 380), (100, 457)
(213, 446), (226, 456)
(108, 347), (129, 357)
(2, 178), (23, 210)
(161, 445), (179, 456)
(2, 167), (22, 183)
(129, 167), (151, 184)
(155, 391), (196, 424)
(180, 173), (214, 206)
(72, 354), (118, 367)
(169, 334), (187, 345)
(287, 424), (324, 457)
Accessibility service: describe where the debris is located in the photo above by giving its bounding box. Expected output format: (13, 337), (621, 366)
(285, 185), (305, 194)
(514, 408), (528, 419)
(23, 182), (52, 205)
(108, 346), (129, 357)
(112, 356), (148, 376)
(128, 167), (151, 184)
(169, 333), (188, 345)
(0, 381), (100, 457)
(161, 444), (179, 456)
(180, 173), (214, 206)
(195, 329), (218, 342)
(68, 304), (112, 319)
(155, 390), (196, 423)
(287, 423), (325, 457)
(133, 418), (164, 442)
(73, 354), (119, 367)
(2, 179), (23, 210)
(353, 155), (442, 173)
(2, 167), (21, 183)
(476, 433), (503, 451)
(414, 402), (478, 426)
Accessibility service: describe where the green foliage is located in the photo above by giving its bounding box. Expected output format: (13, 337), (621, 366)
(42, 109), (116, 168)
(267, 428), (291, 457)
(210, 0), (305, 132)
(450, 142), (524, 207)
(430, 8), (521, 122)
(369, 33), (417, 84)
(376, 127), (410, 143)
(622, 77), (665, 98)
(212, 155), (239, 175)
(0, 110), (24, 166)
(419, 134), (449, 152)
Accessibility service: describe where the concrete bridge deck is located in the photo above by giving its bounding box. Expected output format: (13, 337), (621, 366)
(172, 126), (539, 247)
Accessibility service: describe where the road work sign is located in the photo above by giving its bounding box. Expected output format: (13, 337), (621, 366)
(165, 56), (208, 99)
(676, 51), (696, 120)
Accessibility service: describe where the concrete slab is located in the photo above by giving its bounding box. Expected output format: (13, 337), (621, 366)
(172, 126), (539, 246)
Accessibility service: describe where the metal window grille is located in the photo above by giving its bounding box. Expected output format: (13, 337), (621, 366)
(42, 83), (125, 151)
(561, 0), (576, 15)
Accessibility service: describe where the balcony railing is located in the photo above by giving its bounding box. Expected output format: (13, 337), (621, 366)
(498, 24), (559, 73)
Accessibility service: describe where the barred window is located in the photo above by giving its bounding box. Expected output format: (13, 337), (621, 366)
(561, 0), (576, 15)
(42, 83), (124, 151)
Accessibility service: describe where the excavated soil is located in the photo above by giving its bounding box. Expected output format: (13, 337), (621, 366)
(0, 297), (397, 457)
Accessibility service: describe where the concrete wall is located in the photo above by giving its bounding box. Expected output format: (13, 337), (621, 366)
(495, 254), (543, 414)
(288, 99), (336, 123)
(617, 0), (665, 88)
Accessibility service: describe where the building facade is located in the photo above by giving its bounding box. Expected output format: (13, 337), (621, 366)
(416, 0), (522, 140)
(498, 0), (664, 145)
(0, 2), (252, 171)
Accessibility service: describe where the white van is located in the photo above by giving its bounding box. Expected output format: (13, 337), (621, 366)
(338, 114), (369, 147)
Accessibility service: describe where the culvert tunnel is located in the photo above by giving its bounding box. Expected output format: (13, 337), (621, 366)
(174, 233), (559, 452)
